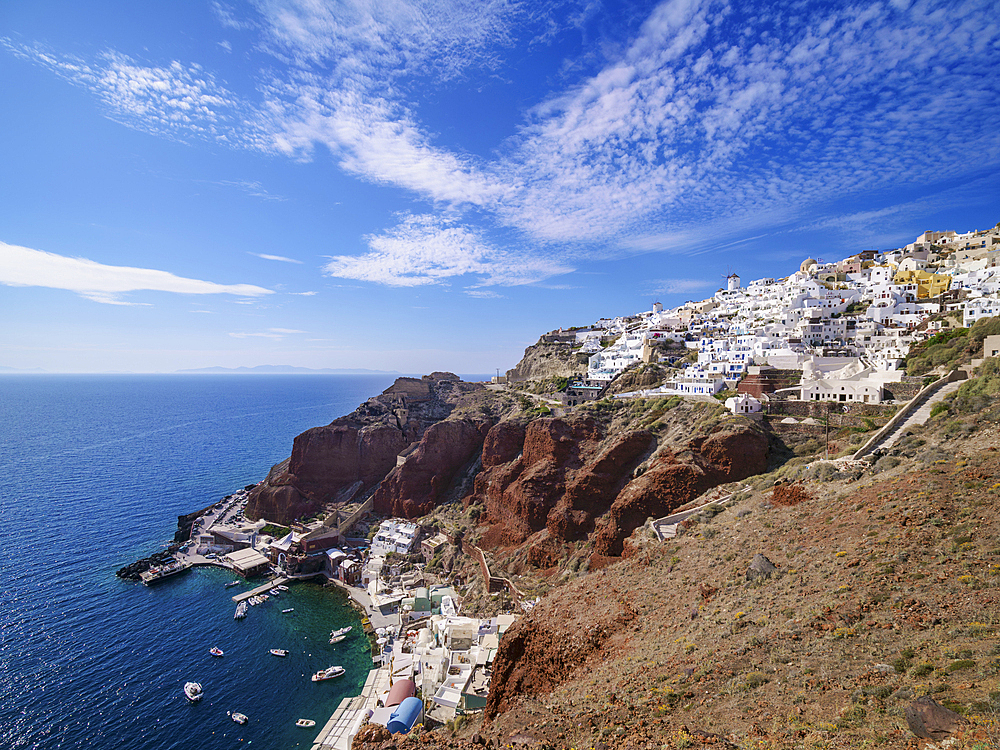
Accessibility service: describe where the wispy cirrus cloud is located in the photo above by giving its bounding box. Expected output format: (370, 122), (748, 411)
(1, 39), (267, 147)
(250, 252), (302, 263)
(0, 241), (272, 304)
(8, 0), (1000, 290)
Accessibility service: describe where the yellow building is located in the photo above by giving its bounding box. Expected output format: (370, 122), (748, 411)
(892, 269), (951, 299)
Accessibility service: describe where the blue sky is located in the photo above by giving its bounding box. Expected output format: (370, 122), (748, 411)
(1, 0), (998, 374)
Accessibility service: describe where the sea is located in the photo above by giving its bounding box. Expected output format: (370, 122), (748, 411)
(0, 374), (445, 750)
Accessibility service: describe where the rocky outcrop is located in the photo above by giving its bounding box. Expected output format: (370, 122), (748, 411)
(245, 375), (484, 524)
(471, 416), (768, 559)
(484, 580), (637, 720)
(372, 418), (493, 518)
(603, 363), (666, 396)
(591, 427), (769, 555)
(506, 341), (586, 383)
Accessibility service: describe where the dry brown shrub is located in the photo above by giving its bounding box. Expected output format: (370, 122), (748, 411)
(770, 481), (813, 506)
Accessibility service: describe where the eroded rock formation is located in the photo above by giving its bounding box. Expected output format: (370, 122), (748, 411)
(371, 418), (493, 518)
(470, 415), (769, 558)
(245, 374), (484, 524)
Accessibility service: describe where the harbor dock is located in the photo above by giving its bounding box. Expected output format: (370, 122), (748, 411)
(310, 666), (390, 750)
(231, 577), (289, 602)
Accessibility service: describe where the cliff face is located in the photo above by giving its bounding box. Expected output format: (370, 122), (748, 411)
(469, 413), (769, 559)
(505, 341), (586, 383)
(244, 374), (484, 524)
(371, 418), (493, 518)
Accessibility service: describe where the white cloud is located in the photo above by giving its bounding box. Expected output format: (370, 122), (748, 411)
(322, 214), (572, 287)
(251, 252), (303, 263)
(0, 241), (272, 304)
(291, 290), (318, 295)
(7, 0), (999, 288)
(268, 327), (305, 334)
(464, 289), (504, 299)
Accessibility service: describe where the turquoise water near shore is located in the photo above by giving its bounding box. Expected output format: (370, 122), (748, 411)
(0, 374), (404, 750)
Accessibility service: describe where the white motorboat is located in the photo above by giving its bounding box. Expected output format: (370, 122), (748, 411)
(269, 648), (289, 657)
(329, 626), (352, 638)
(224, 581), (240, 588)
(229, 711), (248, 725)
(277, 584), (289, 591)
(234, 601), (248, 620)
(329, 634), (347, 644)
(282, 608), (294, 613)
(183, 682), (203, 702)
(311, 666), (345, 682)
(210, 647), (224, 657)
(295, 719), (316, 728)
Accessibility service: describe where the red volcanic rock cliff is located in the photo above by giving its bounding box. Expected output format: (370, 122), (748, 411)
(244, 374), (482, 524)
(372, 418), (493, 518)
(470, 415), (768, 559)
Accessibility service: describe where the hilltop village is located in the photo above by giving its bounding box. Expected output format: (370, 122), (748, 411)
(523, 224), (1000, 411)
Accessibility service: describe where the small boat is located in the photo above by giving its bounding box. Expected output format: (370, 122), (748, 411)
(184, 682), (203, 702)
(329, 634), (347, 644)
(295, 719), (316, 728)
(269, 588), (280, 596)
(277, 584), (289, 591)
(329, 626), (352, 638)
(311, 665), (345, 682)
(229, 711), (248, 725)
(282, 608), (294, 614)
(269, 648), (289, 657)
(225, 581), (240, 588)
(210, 647), (224, 657)
(234, 601), (248, 620)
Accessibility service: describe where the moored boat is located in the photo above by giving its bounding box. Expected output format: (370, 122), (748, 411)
(329, 633), (347, 644)
(295, 719), (316, 728)
(210, 647), (224, 657)
(229, 711), (248, 725)
(269, 648), (289, 657)
(311, 665), (345, 682)
(329, 625), (352, 638)
(183, 682), (203, 702)
(140, 559), (191, 586)
(234, 601), (248, 619)
(277, 584), (289, 591)
(224, 580), (240, 588)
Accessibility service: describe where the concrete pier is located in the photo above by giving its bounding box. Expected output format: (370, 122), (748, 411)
(231, 577), (289, 603)
(310, 666), (390, 750)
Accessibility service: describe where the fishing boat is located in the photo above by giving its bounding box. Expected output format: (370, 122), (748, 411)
(295, 719), (316, 728)
(210, 647), (224, 657)
(229, 711), (248, 725)
(269, 648), (289, 657)
(311, 665), (345, 682)
(183, 682), (203, 702)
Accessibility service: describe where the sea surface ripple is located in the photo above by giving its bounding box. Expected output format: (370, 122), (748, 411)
(0, 375), (398, 750)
